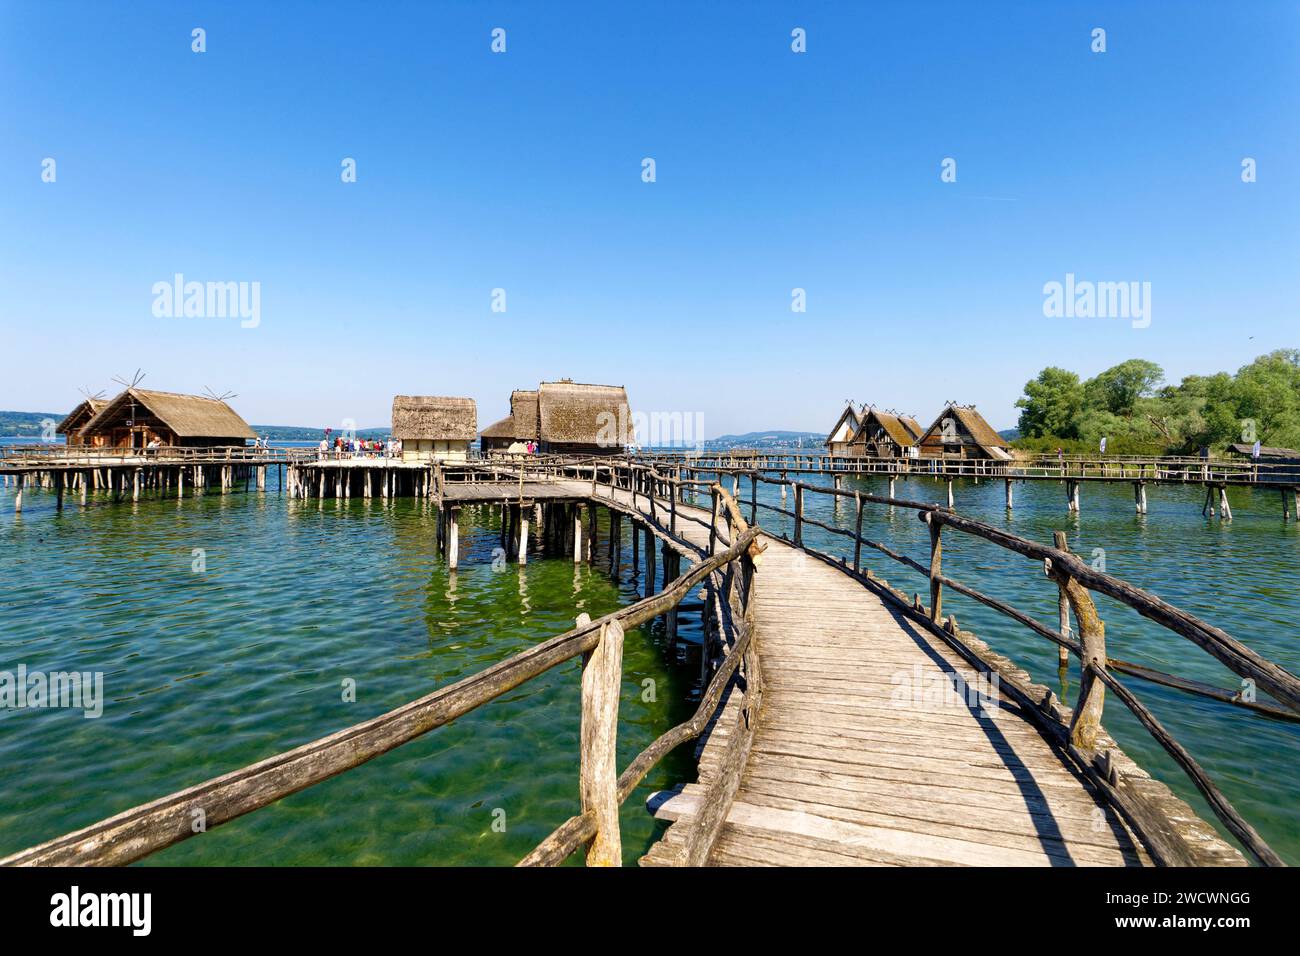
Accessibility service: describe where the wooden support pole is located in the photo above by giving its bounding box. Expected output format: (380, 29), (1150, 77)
(1219, 486), (1232, 522)
(579, 616), (624, 867)
(447, 507), (460, 570)
(645, 526), (656, 597)
(14, 474), (23, 513)
(518, 508), (529, 565)
(631, 518), (640, 571)
(132, 468), (141, 502)
(1005, 478), (1013, 510)
(573, 506), (584, 564)
(750, 473), (758, 526)
(946, 480), (954, 510)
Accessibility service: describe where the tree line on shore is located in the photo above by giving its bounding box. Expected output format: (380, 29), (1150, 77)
(1013, 350), (1300, 456)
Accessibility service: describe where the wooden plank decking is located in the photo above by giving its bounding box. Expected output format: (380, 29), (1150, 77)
(573, 482), (1153, 867)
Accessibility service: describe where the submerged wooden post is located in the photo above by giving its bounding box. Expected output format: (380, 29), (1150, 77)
(925, 512), (942, 622)
(14, 474), (23, 513)
(644, 527), (656, 597)
(1004, 478), (1013, 510)
(946, 480), (954, 510)
(1219, 486), (1232, 521)
(579, 616), (624, 867)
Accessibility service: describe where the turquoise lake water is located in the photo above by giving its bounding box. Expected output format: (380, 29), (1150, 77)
(0, 466), (1296, 864)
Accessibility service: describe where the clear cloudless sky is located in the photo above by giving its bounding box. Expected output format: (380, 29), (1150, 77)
(2, 1), (1297, 434)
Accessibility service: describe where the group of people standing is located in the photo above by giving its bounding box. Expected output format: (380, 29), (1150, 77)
(318, 435), (402, 458)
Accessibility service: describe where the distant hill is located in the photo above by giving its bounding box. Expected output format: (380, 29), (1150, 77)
(998, 427), (1020, 442)
(698, 430), (825, 450)
(0, 410), (63, 438)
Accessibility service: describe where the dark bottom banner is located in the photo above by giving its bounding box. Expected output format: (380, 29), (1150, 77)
(0, 865), (1286, 941)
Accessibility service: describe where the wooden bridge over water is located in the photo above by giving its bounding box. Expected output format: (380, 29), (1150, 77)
(2, 455), (1298, 867)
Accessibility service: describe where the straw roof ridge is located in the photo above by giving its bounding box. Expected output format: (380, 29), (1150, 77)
(537, 381), (630, 445)
(56, 398), (107, 435)
(391, 395), (477, 441)
(84, 388), (255, 439)
(851, 407), (916, 447)
(917, 403), (1008, 448)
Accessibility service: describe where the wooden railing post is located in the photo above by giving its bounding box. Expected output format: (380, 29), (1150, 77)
(709, 487), (719, 556)
(853, 491), (863, 571)
(579, 615), (624, 866)
(1052, 531), (1072, 670)
(793, 482), (803, 545)
(925, 511), (942, 622)
(1049, 566), (1106, 751)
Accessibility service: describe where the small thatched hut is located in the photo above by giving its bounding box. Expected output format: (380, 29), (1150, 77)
(391, 395), (477, 462)
(537, 380), (632, 455)
(82, 389), (256, 449)
(915, 403), (1012, 460)
(824, 404), (862, 457)
(56, 398), (108, 447)
(480, 389), (539, 454)
(850, 408), (922, 458)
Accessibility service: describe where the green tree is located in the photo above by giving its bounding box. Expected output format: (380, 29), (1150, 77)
(1082, 359), (1164, 418)
(1015, 367), (1084, 438)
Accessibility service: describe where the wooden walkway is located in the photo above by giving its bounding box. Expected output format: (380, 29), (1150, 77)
(574, 482), (1153, 866)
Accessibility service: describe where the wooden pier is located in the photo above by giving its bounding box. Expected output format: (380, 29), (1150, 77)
(2, 455), (1296, 868)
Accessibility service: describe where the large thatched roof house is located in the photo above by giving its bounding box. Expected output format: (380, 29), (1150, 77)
(391, 395), (477, 462)
(851, 408), (923, 458)
(479, 389), (539, 454)
(824, 404), (862, 457)
(915, 403), (1011, 460)
(82, 389), (256, 449)
(537, 380), (632, 455)
(56, 398), (108, 447)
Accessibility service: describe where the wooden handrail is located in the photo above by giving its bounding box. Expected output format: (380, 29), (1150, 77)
(727, 469), (1295, 866)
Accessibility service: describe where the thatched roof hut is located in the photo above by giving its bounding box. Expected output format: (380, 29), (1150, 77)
(56, 398), (107, 445)
(916, 403), (1011, 460)
(480, 390), (539, 450)
(538, 380), (632, 453)
(851, 408), (920, 457)
(83, 389), (256, 447)
(824, 404), (862, 455)
(390, 396), (477, 442)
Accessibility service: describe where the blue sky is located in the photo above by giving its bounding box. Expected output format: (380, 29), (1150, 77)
(2, 1), (1297, 434)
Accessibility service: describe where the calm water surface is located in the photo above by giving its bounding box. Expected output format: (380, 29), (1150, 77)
(1, 466), (1297, 864)
(0, 471), (698, 865)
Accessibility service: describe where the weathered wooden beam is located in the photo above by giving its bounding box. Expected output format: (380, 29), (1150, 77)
(580, 617), (624, 866)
